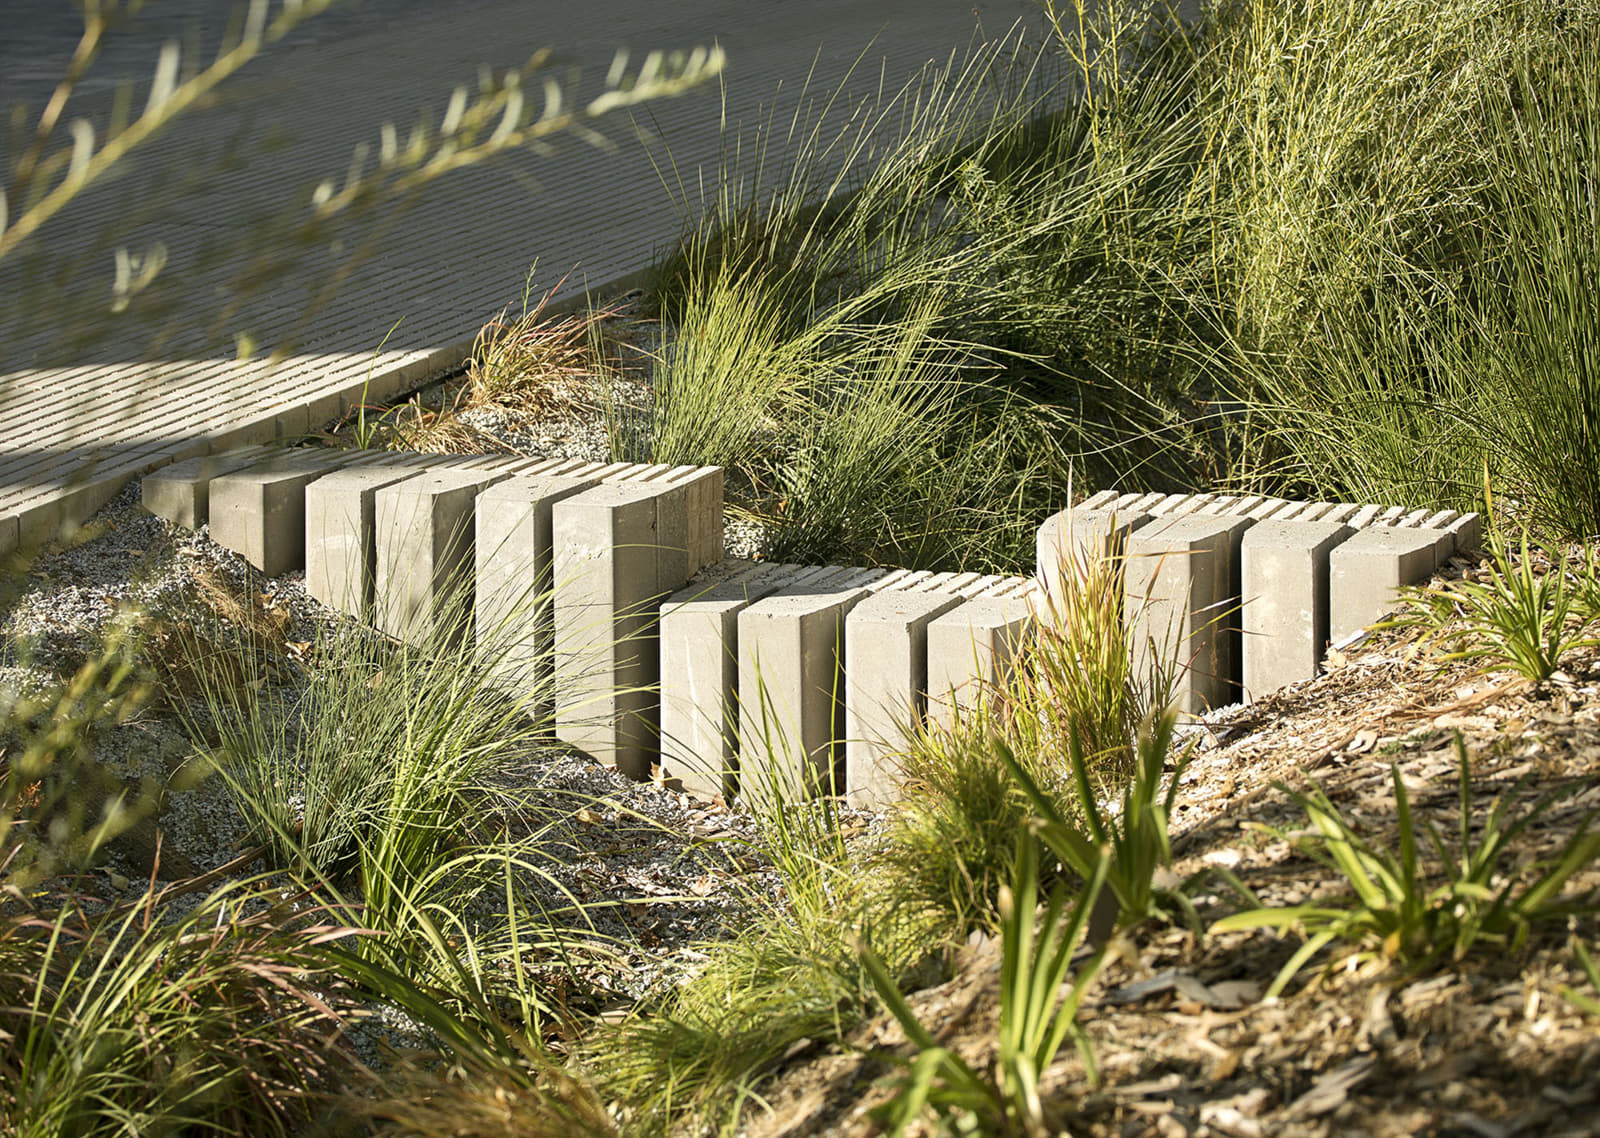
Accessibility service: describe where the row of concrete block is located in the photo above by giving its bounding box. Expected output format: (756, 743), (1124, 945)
(143, 448), (1478, 806)
(1035, 490), (1481, 712)
(660, 564), (1036, 809)
(141, 446), (1033, 807)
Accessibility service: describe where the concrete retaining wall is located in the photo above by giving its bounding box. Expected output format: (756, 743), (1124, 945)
(146, 450), (1477, 808)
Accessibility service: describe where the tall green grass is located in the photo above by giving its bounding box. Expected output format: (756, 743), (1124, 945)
(641, 0), (1600, 551)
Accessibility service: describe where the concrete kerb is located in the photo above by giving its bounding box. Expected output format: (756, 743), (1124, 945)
(373, 458), (557, 646)
(208, 448), (389, 575)
(140, 445), (274, 530)
(1124, 512), (1252, 715)
(1240, 519), (1353, 699)
(473, 469), (607, 727)
(1034, 493), (1484, 713)
(1327, 524), (1453, 645)
(923, 582), (1036, 734)
(550, 480), (690, 779)
(843, 585), (966, 808)
(304, 454), (450, 617)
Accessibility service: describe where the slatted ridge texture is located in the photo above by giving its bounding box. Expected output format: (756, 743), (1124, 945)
(0, 0), (1043, 554)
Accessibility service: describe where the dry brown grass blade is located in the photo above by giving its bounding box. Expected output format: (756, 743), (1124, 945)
(465, 271), (624, 425)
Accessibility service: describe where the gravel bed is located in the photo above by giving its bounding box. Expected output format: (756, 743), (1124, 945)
(0, 479), (837, 1009)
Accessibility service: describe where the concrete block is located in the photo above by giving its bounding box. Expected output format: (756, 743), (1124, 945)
(1446, 512), (1483, 554)
(920, 571), (985, 596)
(551, 482), (673, 779)
(670, 465), (725, 574)
(1241, 498), (1292, 520)
(208, 449), (366, 575)
(1125, 513), (1253, 714)
(1036, 506), (1151, 610)
(843, 587), (966, 807)
(474, 471), (604, 722)
(606, 463), (723, 586)
(305, 457), (436, 617)
(658, 564), (800, 800)
(924, 591), (1034, 732)
(140, 445), (271, 529)
(1328, 525), (1452, 643)
(1240, 520), (1353, 699)
(374, 464), (532, 645)
(736, 568), (881, 807)
(1077, 490), (1120, 511)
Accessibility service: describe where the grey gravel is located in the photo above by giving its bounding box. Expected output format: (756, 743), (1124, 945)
(0, 475), (827, 1008)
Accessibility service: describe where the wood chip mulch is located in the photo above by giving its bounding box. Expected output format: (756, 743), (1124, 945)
(744, 559), (1600, 1138)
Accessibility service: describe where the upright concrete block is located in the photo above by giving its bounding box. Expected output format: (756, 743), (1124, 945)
(305, 458), (436, 617)
(607, 464), (724, 584)
(1446, 512), (1483, 554)
(1125, 513), (1252, 714)
(737, 568), (882, 807)
(1036, 505), (1152, 609)
(209, 449), (367, 575)
(658, 564), (803, 800)
(375, 463), (541, 645)
(925, 590), (1035, 731)
(1328, 525), (1453, 643)
(1240, 520), (1353, 698)
(551, 482), (671, 779)
(671, 465), (725, 574)
(843, 586), (966, 807)
(474, 470), (604, 720)
(140, 445), (271, 529)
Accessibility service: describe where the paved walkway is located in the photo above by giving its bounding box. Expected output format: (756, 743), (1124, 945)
(0, 0), (1042, 554)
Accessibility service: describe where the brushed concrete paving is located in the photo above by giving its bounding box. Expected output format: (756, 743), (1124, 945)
(0, 0), (1041, 554)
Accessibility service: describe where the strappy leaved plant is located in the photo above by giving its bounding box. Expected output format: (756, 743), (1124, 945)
(1213, 736), (1600, 996)
(861, 836), (1110, 1137)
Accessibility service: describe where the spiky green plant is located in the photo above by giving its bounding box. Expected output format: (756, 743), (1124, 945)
(1390, 523), (1599, 686)
(861, 836), (1110, 1137)
(1213, 736), (1600, 996)
(1560, 938), (1600, 1019)
(1001, 712), (1196, 935)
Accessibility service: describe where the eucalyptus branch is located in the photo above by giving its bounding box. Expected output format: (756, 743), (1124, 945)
(0, 0), (341, 264)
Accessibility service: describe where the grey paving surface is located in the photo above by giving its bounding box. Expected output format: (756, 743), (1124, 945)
(0, 0), (1042, 552)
